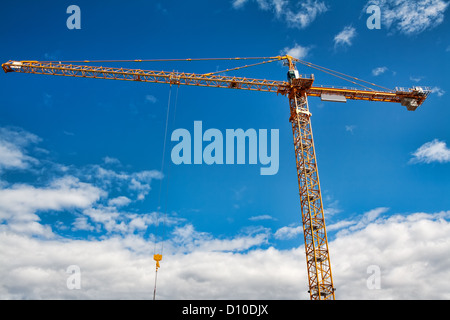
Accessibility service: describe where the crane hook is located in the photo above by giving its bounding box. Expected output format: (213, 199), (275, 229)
(154, 254), (162, 270)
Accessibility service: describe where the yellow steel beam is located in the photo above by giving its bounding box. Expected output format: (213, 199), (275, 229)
(289, 89), (335, 300)
(2, 60), (429, 108)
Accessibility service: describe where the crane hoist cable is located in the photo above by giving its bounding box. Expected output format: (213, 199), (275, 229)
(37, 55), (393, 93)
(152, 84), (172, 300)
(152, 82), (180, 300)
(202, 58), (280, 76)
(37, 56), (283, 64)
(296, 59), (394, 92)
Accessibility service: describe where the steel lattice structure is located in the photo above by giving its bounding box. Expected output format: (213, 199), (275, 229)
(2, 56), (431, 300)
(289, 88), (334, 299)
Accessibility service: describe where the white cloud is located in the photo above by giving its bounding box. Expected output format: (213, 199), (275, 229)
(171, 223), (269, 253)
(327, 207), (390, 233)
(0, 142), (30, 171)
(366, 0), (449, 35)
(323, 197), (343, 217)
(274, 224), (302, 240)
(0, 127), (40, 172)
(284, 0), (328, 29)
(63, 130), (75, 136)
(280, 43), (311, 60)
(232, 0), (249, 9)
(82, 206), (122, 233)
(330, 210), (450, 299)
(431, 86), (445, 97)
(232, 0), (328, 29)
(410, 75), (423, 82)
(0, 176), (104, 221)
(145, 95), (157, 104)
(1, 210), (450, 299)
(72, 216), (95, 232)
(0, 176), (104, 238)
(345, 125), (356, 134)
(410, 139), (450, 164)
(249, 214), (276, 221)
(326, 219), (355, 232)
(78, 205), (181, 235)
(372, 66), (388, 76)
(2, 126), (450, 299)
(334, 26), (357, 48)
(108, 196), (132, 207)
(103, 156), (121, 165)
(0, 126), (166, 239)
(84, 165), (163, 201)
(0, 232), (306, 299)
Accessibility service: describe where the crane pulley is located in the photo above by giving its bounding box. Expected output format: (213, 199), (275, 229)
(2, 55), (431, 300)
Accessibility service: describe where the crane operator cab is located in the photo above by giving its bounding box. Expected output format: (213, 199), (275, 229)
(287, 69), (300, 84)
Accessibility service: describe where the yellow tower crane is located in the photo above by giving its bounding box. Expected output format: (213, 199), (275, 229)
(2, 56), (430, 300)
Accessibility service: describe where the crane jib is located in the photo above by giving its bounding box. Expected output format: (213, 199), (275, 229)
(2, 60), (430, 111)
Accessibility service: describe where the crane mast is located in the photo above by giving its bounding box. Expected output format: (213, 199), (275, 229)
(2, 57), (430, 300)
(289, 89), (335, 299)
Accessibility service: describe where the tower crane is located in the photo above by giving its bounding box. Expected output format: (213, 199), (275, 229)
(2, 56), (430, 300)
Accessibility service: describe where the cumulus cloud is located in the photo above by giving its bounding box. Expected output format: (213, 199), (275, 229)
(328, 207), (390, 234)
(0, 127), (40, 172)
(280, 43), (311, 60)
(0, 232), (306, 299)
(108, 196), (132, 207)
(232, 0), (328, 29)
(232, 0), (248, 9)
(345, 125), (356, 134)
(0, 176), (104, 237)
(410, 139), (450, 164)
(102, 156), (121, 166)
(330, 211), (450, 299)
(0, 176), (103, 218)
(372, 66), (388, 76)
(431, 86), (445, 97)
(410, 75), (423, 82)
(1, 126), (450, 300)
(334, 26), (357, 48)
(365, 0), (449, 35)
(1, 210), (450, 299)
(284, 0), (328, 29)
(274, 224), (302, 240)
(78, 164), (163, 201)
(0, 126), (165, 239)
(145, 95), (157, 104)
(80, 206), (173, 235)
(72, 216), (95, 232)
(170, 224), (269, 253)
(249, 214), (276, 221)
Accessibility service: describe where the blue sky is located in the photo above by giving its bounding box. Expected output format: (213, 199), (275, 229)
(0, 0), (449, 299)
